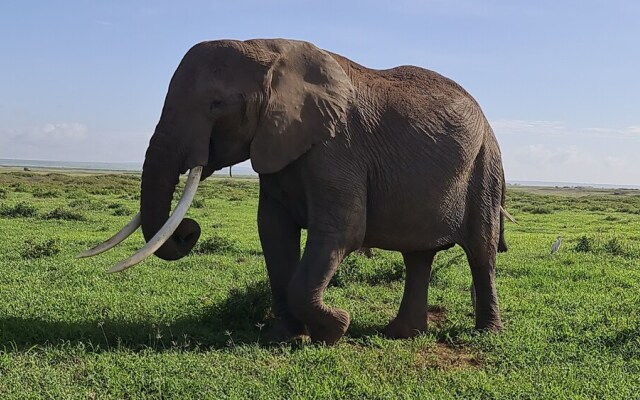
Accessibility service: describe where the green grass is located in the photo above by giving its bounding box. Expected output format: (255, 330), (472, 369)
(1, 170), (639, 399)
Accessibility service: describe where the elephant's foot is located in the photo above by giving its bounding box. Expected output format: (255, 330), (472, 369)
(383, 316), (427, 339)
(264, 318), (308, 343)
(307, 308), (350, 345)
(475, 316), (503, 332)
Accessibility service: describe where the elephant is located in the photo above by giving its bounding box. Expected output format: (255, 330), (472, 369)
(80, 38), (511, 344)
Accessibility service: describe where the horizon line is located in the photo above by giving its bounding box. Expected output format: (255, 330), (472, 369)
(1, 157), (638, 189)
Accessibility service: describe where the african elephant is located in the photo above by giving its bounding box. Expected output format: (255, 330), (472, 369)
(80, 39), (510, 344)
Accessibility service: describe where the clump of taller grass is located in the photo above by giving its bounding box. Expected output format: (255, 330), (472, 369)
(0, 202), (38, 218)
(32, 189), (60, 198)
(192, 198), (205, 208)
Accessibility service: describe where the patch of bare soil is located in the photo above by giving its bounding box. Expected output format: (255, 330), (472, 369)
(427, 305), (447, 327)
(416, 342), (482, 370)
(418, 305), (481, 369)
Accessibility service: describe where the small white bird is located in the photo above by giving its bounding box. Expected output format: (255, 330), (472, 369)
(550, 235), (562, 254)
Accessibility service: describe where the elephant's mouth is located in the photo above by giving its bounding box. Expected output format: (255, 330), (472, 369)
(76, 166), (204, 272)
(201, 135), (218, 178)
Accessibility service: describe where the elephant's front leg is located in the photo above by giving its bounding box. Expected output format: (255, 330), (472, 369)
(258, 192), (306, 342)
(287, 234), (356, 344)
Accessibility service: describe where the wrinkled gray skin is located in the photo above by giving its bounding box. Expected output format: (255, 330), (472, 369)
(141, 39), (507, 344)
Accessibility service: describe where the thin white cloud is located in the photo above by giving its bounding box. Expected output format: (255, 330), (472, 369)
(517, 144), (592, 166)
(2, 122), (88, 146)
(26, 122), (87, 141)
(493, 119), (640, 185)
(508, 143), (636, 184)
(391, 0), (502, 18)
(0, 123), (147, 163)
(583, 126), (640, 139)
(492, 119), (640, 139)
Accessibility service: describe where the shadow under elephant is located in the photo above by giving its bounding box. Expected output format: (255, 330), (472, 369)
(0, 281), (274, 352)
(0, 274), (482, 352)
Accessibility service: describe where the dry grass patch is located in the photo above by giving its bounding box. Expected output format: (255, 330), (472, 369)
(416, 342), (482, 370)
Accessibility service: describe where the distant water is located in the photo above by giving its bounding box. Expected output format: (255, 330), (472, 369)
(508, 180), (640, 190)
(1, 159), (638, 187)
(0, 158), (258, 176)
(0, 158), (142, 171)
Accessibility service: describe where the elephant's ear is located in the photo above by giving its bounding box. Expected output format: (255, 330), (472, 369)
(250, 41), (356, 174)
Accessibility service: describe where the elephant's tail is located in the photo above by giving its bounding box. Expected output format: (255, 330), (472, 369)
(497, 178), (514, 253)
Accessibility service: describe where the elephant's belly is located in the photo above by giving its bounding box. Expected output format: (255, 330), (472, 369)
(361, 183), (466, 252)
(362, 217), (460, 252)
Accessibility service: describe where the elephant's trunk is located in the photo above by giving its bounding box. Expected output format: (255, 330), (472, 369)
(140, 129), (202, 261)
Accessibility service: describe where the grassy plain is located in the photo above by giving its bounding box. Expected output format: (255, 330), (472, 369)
(0, 169), (639, 399)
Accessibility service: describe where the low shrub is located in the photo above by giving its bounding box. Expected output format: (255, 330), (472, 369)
(107, 202), (130, 216)
(0, 202), (38, 218)
(68, 199), (88, 209)
(42, 207), (86, 221)
(21, 239), (60, 259)
(12, 183), (27, 192)
(65, 189), (90, 200)
(331, 252), (404, 287)
(117, 193), (139, 201)
(32, 189), (60, 198)
(574, 236), (592, 253)
(0, 187), (6, 199)
(521, 205), (552, 214)
(603, 237), (626, 257)
(112, 207), (130, 216)
(573, 235), (637, 258)
(194, 234), (238, 254)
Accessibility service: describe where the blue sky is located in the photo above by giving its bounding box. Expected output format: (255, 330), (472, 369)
(1, 1), (638, 185)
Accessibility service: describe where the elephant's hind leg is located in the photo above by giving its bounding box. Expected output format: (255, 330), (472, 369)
(384, 250), (436, 339)
(462, 147), (504, 331)
(462, 226), (503, 331)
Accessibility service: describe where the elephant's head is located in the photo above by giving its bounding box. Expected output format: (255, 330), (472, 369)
(78, 39), (355, 271)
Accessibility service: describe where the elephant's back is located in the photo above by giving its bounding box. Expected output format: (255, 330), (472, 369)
(331, 54), (488, 141)
(329, 53), (480, 113)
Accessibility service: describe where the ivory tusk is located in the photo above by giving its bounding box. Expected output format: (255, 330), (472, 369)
(501, 206), (518, 224)
(76, 213), (141, 258)
(108, 166), (203, 273)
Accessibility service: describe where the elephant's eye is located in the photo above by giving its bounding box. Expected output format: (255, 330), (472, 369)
(210, 100), (224, 110)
